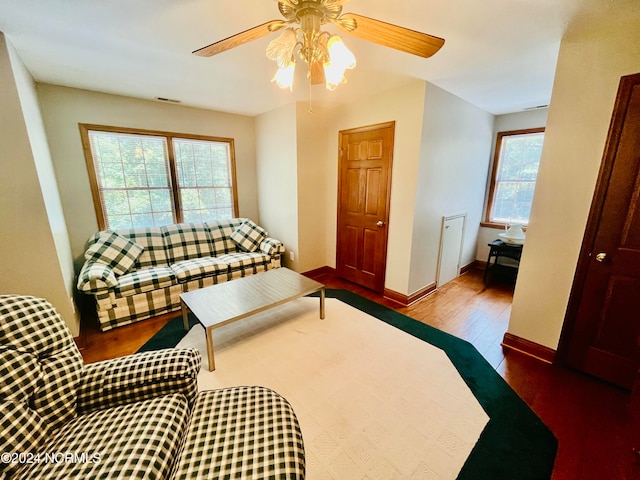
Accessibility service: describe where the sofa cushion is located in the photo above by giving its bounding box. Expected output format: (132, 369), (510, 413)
(84, 231), (144, 275)
(218, 252), (271, 272)
(162, 223), (215, 263)
(230, 219), (268, 253)
(171, 257), (230, 283)
(16, 393), (190, 480)
(113, 266), (176, 298)
(172, 387), (306, 480)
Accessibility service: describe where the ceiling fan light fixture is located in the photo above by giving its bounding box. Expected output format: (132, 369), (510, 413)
(272, 60), (296, 90)
(195, 1), (444, 94)
(327, 35), (356, 70)
(323, 35), (355, 89)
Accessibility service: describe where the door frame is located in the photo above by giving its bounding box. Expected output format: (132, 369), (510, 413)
(336, 121), (395, 293)
(556, 73), (640, 365)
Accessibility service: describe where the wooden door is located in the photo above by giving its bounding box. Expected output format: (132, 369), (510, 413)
(559, 73), (640, 390)
(336, 122), (394, 292)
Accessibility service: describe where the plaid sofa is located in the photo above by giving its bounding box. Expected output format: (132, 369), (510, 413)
(77, 218), (285, 331)
(0, 295), (306, 480)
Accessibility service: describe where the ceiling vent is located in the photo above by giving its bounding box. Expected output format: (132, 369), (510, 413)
(155, 97), (181, 104)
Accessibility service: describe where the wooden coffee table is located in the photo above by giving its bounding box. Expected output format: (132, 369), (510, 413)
(180, 268), (325, 371)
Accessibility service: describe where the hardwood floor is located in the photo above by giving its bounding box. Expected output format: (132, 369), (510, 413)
(78, 268), (639, 479)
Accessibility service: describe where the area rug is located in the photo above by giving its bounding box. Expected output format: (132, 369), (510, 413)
(139, 290), (557, 479)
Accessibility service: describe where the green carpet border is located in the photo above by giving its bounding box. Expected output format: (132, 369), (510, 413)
(138, 288), (557, 479)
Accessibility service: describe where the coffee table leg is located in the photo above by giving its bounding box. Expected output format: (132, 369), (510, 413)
(206, 326), (216, 371)
(181, 301), (189, 331)
(320, 287), (325, 319)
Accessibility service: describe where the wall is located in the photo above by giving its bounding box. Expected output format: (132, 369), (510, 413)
(326, 79), (427, 295)
(254, 103), (300, 270)
(476, 108), (549, 261)
(508, 0), (640, 349)
(36, 84), (259, 263)
(0, 34), (79, 333)
(295, 103), (331, 273)
(409, 83), (494, 294)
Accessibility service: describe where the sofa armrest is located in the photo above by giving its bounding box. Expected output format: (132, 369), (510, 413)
(76, 348), (201, 414)
(260, 237), (285, 257)
(76, 261), (118, 293)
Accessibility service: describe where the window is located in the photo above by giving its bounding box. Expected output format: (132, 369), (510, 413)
(80, 125), (238, 230)
(485, 128), (545, 226)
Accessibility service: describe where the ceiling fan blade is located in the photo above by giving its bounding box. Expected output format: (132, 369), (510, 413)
(336, 13), (444, 59)
(193, 20), (287, 57)
(309, 61), (326, 85)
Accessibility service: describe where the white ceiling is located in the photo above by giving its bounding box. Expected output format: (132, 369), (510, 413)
(0, 0), (583, 117)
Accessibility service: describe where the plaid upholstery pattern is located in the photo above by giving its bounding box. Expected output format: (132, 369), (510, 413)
(219, 252), (271, 273)
(17, 394), (190, 480)
(76, 348), (200, 414)
(31, 344), (83, 430)
(171, 257), (230, 283)
(162, 223), (215, 263)
(1, 295), (306, 480)
(96, 285), (183, 331)
(114, 266), (176, 298)
(230, 219), (268, 253)
(79, 219), (283, 331)
(205, 218), (245, 256)
(261, 237), (286, 256)
(171, 386), (306, 480)
(110, 227), (169, 268)
(0, 400), (49, 477)
(84, 230), (144, 275)
(76, 261), (118, 293)
(0, 295), (83, 432)
(0, 347), (40, 402)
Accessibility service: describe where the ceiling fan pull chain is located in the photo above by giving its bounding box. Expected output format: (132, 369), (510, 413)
(308, 73), (314, 114)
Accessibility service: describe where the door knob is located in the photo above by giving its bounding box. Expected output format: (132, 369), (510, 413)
(595, 252), (608, 263)
(376, 221), (385, 227)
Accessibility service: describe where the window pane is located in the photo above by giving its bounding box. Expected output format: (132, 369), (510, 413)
(174, 139), (235, 222)
(88, 131), (175, 229)
(489, 130), (544, 225)
(84, 128), (236, 229)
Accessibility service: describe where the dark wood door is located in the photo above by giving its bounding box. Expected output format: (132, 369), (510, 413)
(336, 122), (394, 292)
(559, 73), (640, 390)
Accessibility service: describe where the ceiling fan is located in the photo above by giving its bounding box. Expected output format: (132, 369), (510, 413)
(193, 0), (445, 91)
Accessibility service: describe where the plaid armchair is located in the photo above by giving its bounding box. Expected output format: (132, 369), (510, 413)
(0, 295), (306, 479)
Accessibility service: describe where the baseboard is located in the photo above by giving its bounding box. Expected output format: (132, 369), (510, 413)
(501, 332), (556, 364)
(460, 260), (483, 274)
(302, 266), (336, 278)
(384, 282), (437, 307)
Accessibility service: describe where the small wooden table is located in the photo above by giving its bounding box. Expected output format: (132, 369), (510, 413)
(180, 268), (325, 371)
(483, 239), (523, 285)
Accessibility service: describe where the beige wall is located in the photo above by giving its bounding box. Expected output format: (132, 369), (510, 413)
(409, 83), (494, 294)
(0, 34), (79, 334)
(476, 108), (549, 261)
(254, 103), (299, 270)
(508, 0), (640, 349)
(36, 84), (259, 264)
(326, 79), (427, 295)
(295, 103), (331, 273)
